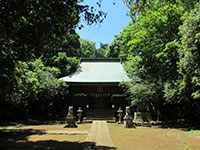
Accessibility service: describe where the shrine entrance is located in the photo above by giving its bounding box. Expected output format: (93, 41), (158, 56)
(90, 93), (112, 109)
(69, 83), (128, 121)
(70, 83), (127, 108)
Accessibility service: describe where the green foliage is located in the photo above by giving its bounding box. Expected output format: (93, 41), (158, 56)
(163, 82), (179, 102)
(106, 25), (132, 59)
(110, 1), (200, 120)
(178, 2), (200, 99)
(0, 0), (107, 120)
(50, 52), (79, 77)
(78, 38), (96, 57)
(0, 0), (106, 60)
(3, 58), (67, 118)
(95, 43), (108, 58)
(115, 0), (200, 120)
(16, 59), (63, 99)
(123, 0), (199, 16)
(122, 2), (183, 106)
(121, 80), (156, 106)
(42, 33), (81, 62)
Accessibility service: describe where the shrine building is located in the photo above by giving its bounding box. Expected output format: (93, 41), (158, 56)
(60, 58), (130, 121)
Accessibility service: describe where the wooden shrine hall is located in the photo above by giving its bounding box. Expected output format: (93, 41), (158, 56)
(60, 58), (130, 121)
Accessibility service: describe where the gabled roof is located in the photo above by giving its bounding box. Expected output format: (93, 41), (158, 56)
(60, 58), (130, 83)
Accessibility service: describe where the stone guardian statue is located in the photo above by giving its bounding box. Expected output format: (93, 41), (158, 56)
(64, 106), (77, 128)
(124, 106), (134, 128)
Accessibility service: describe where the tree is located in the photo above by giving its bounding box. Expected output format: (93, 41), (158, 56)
(0, 0), (106, 120)
(41, 33), (81, 64)
(116, 2), (184, 120)
(106, 24), (132, 59)
(123, 0), (199, 16)
(0, 0), (106, 60)
(78, 38), (96, 58)
(161, 2), (200, 121)
(173, 2), (200, 120)
(94, 43), (108, 58)
(178, 2), (200, 99)
(0, 58), (67, 119)
(49, 52), (79, 78)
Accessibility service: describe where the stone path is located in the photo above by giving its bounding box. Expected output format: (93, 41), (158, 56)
(82, 121), (116, 150)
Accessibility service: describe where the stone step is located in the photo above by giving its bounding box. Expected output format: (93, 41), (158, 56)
(85, 109), (115, 114)
(84, 109), (116, 122)
(85, 112), (115, 118)
(83, 120), (116, 123)
(83, 118), (116, 123)
(85, 109), (115, 112)
(85, 112), (114, 116)
(85, 116), (115, 119)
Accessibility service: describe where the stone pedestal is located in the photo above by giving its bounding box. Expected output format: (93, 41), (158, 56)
(133, 104), (152, 126)
(64, 106), (77, 128)
(124, 115), (134, 128)
(124, 106), (134, 128)
(133, 112), (143, 125)
(133, 112), (152, 126)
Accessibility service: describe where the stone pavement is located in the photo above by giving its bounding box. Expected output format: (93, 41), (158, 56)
(82, 121), (116, 150)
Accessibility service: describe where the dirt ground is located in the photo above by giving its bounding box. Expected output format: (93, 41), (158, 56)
(108, 123), (200, 150)
(1, 123), (200, 150)
(0, 124), (91, 150)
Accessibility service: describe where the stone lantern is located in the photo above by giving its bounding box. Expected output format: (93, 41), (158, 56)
(77, 107), (83, 124)
(117, 107), (123, 124)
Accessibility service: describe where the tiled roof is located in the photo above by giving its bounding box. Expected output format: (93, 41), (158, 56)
(60, 58), (130, 83)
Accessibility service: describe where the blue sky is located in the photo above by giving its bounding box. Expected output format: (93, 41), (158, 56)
(76, 0), (131, 48)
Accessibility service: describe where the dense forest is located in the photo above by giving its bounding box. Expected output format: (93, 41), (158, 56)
(0, 0), (200, 122)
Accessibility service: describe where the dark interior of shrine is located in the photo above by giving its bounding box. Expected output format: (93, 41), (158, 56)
(68, 82), (128, 121)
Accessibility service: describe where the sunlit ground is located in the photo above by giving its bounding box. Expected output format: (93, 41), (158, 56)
(108, 123), (200, 150)
(1, 123), (200, 150)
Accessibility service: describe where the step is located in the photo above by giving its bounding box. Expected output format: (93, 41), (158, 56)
(85, 113), (114, 116)
(85, 109), (115, 113)
(83, 119), (116, 123)
(83, 118), (116, 123)
(84, 116), (115, 119)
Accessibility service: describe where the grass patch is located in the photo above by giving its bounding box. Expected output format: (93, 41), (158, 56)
(0, 126), (17, 130)
(189, 130), (200, 137)
(164, 131), (183, 139)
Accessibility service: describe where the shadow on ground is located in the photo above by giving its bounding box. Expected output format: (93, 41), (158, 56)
(82, 142), (116, 150)
(0, 129), (82, 150)
(158, 121), (200, 131)
(0, 119), (64, 126)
